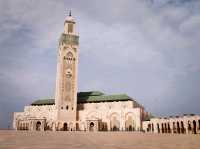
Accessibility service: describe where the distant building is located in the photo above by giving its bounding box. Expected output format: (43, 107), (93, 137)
(13, 13), (146, 131)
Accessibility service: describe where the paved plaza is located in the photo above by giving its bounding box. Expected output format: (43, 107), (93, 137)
(0, 130), (200, 149)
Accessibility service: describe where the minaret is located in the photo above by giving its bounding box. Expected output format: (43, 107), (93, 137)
(55, 12), (79, 130)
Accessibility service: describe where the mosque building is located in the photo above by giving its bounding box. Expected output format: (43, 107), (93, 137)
(13, 13), (200, 134)
(13, 13), (146, 131)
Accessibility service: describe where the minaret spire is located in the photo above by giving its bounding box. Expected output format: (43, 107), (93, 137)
(69, 10), (72, 16)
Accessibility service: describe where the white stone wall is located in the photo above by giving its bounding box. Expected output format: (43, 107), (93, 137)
(13, 105), (57, 130)
(13, 101), (144, 131)
(77, 101), (142, 131)
(24, 105), (57, 120)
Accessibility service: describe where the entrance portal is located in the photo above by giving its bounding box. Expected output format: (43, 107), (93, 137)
(89, 122), (94, 131)
(63, 123), (68, 131)
(36, 121), (41, 131)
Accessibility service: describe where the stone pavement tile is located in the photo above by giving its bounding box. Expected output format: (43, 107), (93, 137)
(0, 131), (200, 149)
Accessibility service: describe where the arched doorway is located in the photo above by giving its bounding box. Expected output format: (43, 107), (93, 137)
(177, 122), (180, 134)
(161, 123), (164, 133)
(111, 116), (120, 131)
(167, 123), (171, 133)
(125, 116), (134, 131)
(76, 123), (79, 131)
(157, 123), (160, 133)
(152, 123), (154, 132)
(198, 120), (200, 131)
(181, 121), (184, 134)
(36, 121), (41, 131)
(164, 123), (167, 133)
(63, 123), (68, 131)
(173, 122), (176, 133)
(193, 120), (197, 134)
(188, 121), (192, 133)
(147, 124), (151, 132)
(69, 122), (73, 131)
(89, 122), (94, 131)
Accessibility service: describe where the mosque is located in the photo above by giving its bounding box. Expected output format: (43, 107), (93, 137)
(13, 13), (147, 132)
(13, 13), (200, 134)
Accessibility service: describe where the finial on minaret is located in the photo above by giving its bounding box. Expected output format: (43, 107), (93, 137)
(69, 10), (72, 16)
(65, 10), (75, 24)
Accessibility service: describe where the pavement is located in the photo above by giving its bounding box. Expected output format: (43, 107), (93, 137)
(0, 130), (200, 149)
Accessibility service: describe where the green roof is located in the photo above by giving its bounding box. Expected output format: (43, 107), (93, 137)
(78, 94), (131, 103)
(31, 99), (54, 105)
(78, 91), (104, 97)
(31, 91), (133, 105)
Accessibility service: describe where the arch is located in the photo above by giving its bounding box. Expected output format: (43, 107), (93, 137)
(69, 122), (73, 131)
(161, 123), (164, 133)
(110, 113), (120, 131)
(23, 123), (25, 130)
(164, 123), (167, 133)
(167, 123), (171, 133)
(157, 123), (160, 133)
(125, 115), (135, 131)
(25, 123), (28, 130)
(101, 122), (108, 131)
(36, 121), (41, 131)
(152, 123), (154, 132)
(76, 123), (79, 131)
(173, 122), (176, 133)
(86, 111), (100, 120)
(147, 124), (151, 132)
(66, 51), (73, 58)
(181, 121), (185, 134)
(81, 122), (86, 131)
(89, 122), (95, 131)
(188, 121), (192, 132)
(57, 122), (62, 131)
(125, 112), (136, 131)
(177, 122), (180, 134)
(193, 120), (197, 134)
(19, 123), (22, 130)
(63, 123), (68, 131)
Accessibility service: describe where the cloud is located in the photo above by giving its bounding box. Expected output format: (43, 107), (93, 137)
(0, 0), (200, 128)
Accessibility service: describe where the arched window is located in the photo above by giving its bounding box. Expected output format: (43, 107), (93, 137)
(66, 52), (73, 64)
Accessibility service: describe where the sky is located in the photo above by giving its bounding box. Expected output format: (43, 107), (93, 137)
(0, 0), (200, 128)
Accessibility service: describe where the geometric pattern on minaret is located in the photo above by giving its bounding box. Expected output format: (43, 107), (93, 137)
(55, 12), (79, 124)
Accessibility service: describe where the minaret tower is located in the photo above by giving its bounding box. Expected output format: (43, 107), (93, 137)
(55, 11), (79, 130)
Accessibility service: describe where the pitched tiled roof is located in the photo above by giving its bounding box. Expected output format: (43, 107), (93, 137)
(31, 99), (54, 105)
(31, 91), (133, 105)
(78, 91), (104, 97)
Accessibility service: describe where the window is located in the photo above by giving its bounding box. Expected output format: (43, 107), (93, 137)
(68, 23), (73, 33)
(66, 105), (68, 110)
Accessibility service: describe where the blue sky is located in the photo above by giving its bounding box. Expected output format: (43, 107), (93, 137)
(0, 0), (200, 128)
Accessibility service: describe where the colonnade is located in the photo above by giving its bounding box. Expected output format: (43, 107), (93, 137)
(144, 116), (200, 134)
